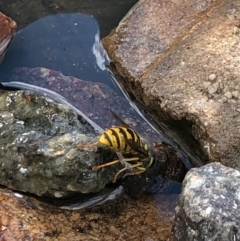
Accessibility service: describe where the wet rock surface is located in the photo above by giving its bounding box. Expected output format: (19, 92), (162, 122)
(0, 11), (16, 63)
(0, 187), (177, 241)
(173, 162), (240, 241)
(102, 0), (240, 169)
(0, 89), (121, 197)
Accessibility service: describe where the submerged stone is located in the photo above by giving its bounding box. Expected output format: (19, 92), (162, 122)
(3, 67), (163, 142)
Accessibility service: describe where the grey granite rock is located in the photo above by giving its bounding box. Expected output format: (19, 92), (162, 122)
(173, 162), (240, 241)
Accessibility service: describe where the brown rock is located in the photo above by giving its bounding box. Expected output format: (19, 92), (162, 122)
(0, 11), (16, 63)
(0, 187), (177, 240)
(103, 0), (240, 169)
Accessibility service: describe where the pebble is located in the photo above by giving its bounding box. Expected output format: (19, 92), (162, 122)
(208, 74), (216, 81)
(230, 99), (237, 104)
(225, 91), (232, 99)
(223, 86), (229, 93)
(233, 26), (240, 35)
(232, 91), (239, 99)
(222, 96), (228, 103)
(203, 81), (211, 89)
(208, 83), (219, 94)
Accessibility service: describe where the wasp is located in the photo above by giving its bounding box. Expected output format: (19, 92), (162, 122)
(92, 111), (155, 183)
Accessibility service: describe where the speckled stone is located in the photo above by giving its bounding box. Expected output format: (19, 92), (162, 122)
(103, 0), (240, 169)
(173, 162), (240, 241)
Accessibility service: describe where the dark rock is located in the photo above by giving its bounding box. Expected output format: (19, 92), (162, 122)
(0, 89), (121, 197)
(173, 162), (240, 241)
(0, 0), (139, 38)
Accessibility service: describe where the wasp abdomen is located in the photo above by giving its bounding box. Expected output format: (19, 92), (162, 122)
(99, 126), (141, 152)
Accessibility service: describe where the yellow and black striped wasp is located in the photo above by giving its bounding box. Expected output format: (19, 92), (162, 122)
(92, 111), (155, 183)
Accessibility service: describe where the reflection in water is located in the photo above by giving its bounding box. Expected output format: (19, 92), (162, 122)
(0, 13), (187, 201)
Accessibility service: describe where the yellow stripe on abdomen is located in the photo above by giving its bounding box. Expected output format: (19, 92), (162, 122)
(99, 126), (141, 153)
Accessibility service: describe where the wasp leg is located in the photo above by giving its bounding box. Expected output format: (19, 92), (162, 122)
(92, 157), (140, 171)
(113, 162), (144, 183)
(77, 141), (99, 149)
(122, 166), (146, 179)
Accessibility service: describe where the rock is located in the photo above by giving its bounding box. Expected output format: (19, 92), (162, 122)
(224, 91), (232, 99)
(232, 90), (239, 99)
(0, 187), (177, 240)
(102, 0), (240, 169)
(207, 83), (219, 95)
(0, 11), (16, 63)
(208, 74), (217, 81)
(173, 162), (240, 241)
(0, 89), (121, 197)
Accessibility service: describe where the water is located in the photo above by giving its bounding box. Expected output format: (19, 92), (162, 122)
(0, 13), (119, 92)
(0, 12), (189, 191)
(0, 14), (158, 134)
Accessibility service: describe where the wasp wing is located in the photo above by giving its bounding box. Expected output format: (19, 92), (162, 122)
(110, 110), (132, 129)
(125, 139), (149, 157)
